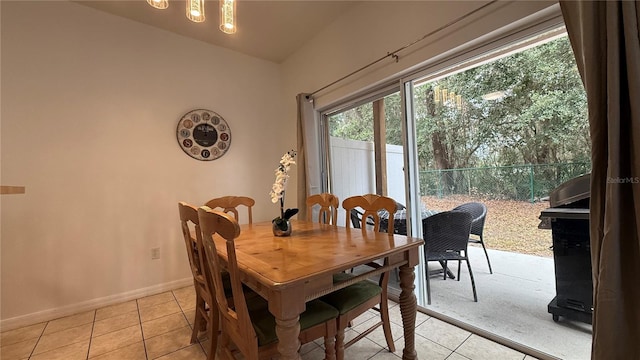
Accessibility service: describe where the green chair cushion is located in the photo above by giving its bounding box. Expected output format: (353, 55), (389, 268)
(247, 298), (339, 346)
(321, 274), (382, 315)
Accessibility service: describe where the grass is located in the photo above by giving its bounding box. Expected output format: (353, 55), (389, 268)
(422, 195), (553, 257)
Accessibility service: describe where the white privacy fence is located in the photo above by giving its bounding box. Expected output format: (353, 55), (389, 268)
(329, 137), (406, 226)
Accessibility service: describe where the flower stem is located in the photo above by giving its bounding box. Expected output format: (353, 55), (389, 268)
(280, 196), (284, 219)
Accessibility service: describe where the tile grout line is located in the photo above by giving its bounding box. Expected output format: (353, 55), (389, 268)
(445, 350), (472, 360)
(84, 311), (97, 360)
(450, 332), (473, 358)
(173, 289), (209, 356)
(136, 299), (151, 360)
(168, 289), (206, 358)
(26, 320), (48, 359)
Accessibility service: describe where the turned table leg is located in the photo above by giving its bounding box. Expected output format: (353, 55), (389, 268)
(276, 315), (302, 360)
(399, 264), (418, 360)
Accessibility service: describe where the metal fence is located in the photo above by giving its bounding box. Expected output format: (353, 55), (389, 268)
(419, 162), (591, 202)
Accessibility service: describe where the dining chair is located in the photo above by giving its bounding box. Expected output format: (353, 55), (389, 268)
(320, 194), (397, 359)
(422, 210), (477, 305)
(204, 196), (255, 224)
(342, 193), (397, 232)
(197, 206), (339, 360)
(178, 202), (220, 359)
(452, 202), (492, 274)
(306, 193), (339, 225)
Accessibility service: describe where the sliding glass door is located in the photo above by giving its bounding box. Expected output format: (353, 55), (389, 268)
(397, 27), (591, 358)
(325, 91), (406, 228)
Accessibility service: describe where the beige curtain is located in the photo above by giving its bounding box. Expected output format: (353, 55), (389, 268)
(560, 1), (640, 359)
(296, 94), (313, 220)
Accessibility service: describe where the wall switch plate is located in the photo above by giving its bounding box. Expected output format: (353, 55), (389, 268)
(151, 247), (160, 260)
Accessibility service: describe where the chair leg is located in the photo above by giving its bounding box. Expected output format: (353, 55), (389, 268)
(218, 332), (234, 360)
(336, 329), (345, 360)
(207, 301), (219, 360)
(457, 259), (461, 281)
(380, 296), (396, 352)
(191, 295), (205, 343)
(443, 261), (447, 280)
(480, 237), (493, 274)
(426, 265), (432, 305)
(324, 335), (336, 360)
(466, 259), (478, 302)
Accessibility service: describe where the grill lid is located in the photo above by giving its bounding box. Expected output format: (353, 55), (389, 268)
(549, 173), (590, 208)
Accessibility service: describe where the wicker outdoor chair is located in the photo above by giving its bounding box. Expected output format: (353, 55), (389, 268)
(422, 210), (477, 305)
(452, 202), (492, 274)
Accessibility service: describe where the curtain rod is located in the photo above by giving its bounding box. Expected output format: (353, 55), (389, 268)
(306, 0), (498, 100)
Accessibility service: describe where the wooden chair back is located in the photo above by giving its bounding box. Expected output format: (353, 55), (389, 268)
(306, 193), (339, 225)
(197, 206), (259, 359)
(178, 202), (212, 301)
(178, 202), (218, 355)
(342, 194), (397, 233)
(204, 196), (255, 224)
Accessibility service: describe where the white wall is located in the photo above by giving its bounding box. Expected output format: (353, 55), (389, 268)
(0, 1), (292, 328)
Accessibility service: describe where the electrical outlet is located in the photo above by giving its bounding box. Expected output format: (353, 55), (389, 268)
(151, 247), (160, 260)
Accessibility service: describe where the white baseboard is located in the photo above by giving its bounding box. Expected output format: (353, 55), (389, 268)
(0, 277), (193, 332)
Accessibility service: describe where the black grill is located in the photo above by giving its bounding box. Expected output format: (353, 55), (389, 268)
(539, 173), (593, 324)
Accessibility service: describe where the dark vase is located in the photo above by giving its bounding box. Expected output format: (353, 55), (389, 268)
(272, 219), (292, 237)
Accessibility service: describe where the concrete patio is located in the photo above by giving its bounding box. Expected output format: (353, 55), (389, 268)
(389, 246), (592, 360)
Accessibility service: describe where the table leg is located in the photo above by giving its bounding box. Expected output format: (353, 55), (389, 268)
(275, 315), (302, 360)
(399, 264), (418, 360)
(439, 260), (456, 279)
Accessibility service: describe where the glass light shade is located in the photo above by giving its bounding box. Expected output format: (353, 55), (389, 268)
(186, 0), (205, 23)
(220, 0), (237, 34)
(147, 0), (168, 10)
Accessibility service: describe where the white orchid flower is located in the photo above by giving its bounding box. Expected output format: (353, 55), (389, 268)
(270, 150), (298, 220)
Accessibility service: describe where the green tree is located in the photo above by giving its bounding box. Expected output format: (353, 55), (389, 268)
(329, 103), (374, 141)
(416, 35), (589, 170)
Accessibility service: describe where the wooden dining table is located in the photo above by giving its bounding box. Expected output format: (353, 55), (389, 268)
(211, 219), (424, 360)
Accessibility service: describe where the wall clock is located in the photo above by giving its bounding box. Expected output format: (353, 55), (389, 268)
(176, 109), (231, 161)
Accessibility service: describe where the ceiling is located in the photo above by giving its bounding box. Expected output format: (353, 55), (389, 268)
(76, 0), (356, 63)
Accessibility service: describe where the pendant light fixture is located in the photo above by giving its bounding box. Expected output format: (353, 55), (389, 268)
(147, 0), (237, 35)
(186, 0), (206, 23)
(146, 0), (168, 10)
(219, 0), (237, 34)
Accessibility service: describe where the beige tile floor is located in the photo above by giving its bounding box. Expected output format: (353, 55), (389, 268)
(1, 285), (538, 360)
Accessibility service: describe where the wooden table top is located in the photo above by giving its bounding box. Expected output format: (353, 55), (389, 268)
(206, 218), (423, 360)
(212, 219), (424, 290)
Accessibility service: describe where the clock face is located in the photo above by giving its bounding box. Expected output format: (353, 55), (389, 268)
(177, 109), (231, 161)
